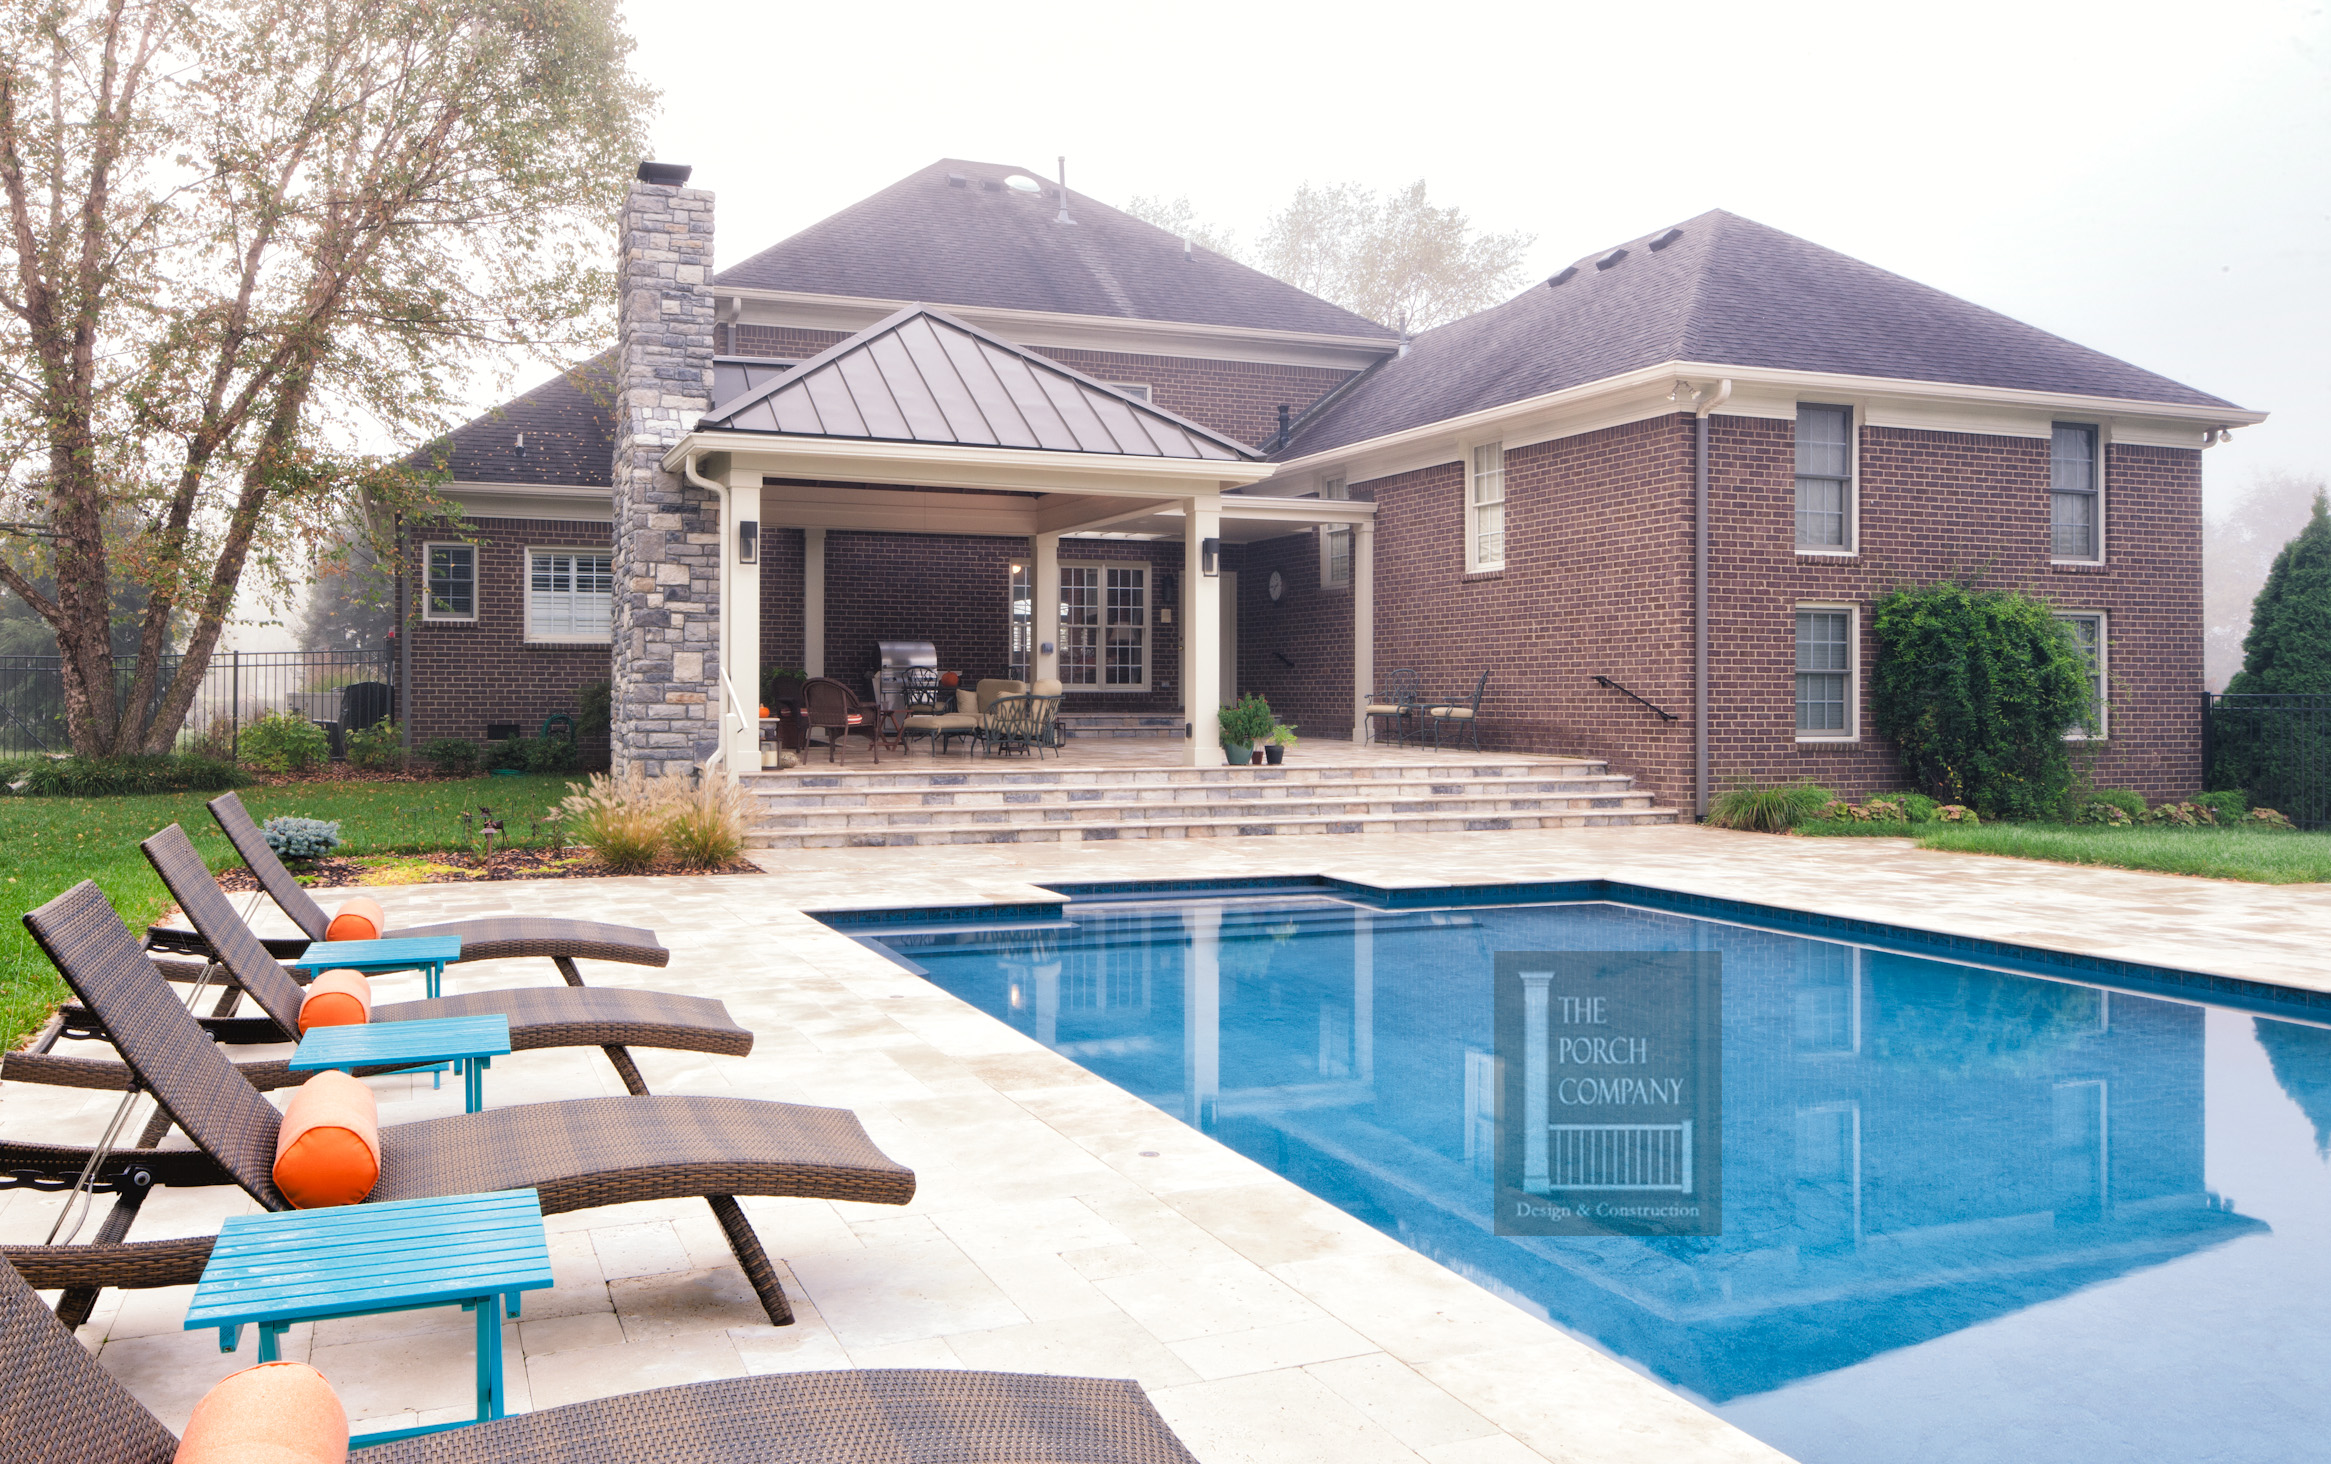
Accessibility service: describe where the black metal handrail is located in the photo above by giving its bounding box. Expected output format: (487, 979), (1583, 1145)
(1593, 675), (1678, 721)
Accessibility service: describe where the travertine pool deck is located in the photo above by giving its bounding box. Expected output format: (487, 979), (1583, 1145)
(12, 824), (2329, 1460)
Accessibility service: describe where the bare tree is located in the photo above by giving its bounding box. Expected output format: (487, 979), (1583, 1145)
(1257, 180), (1532, 333)
(0, 0), (649, 755)
(1121, 194), (1245, 261)
(2206, 468), (2325, 690)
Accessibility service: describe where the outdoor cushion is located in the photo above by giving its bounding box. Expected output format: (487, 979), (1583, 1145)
(1427, 706), (1476, 718)
(174, 1361), (347, 1464)
(1032, 677), (1063, 697)
(956, 689), (979, 714)
(325, 896), (385, 943)
(273, 1069), (380, 1208)
(974, 678), (1026, 714)
(906, 712), (979, 731)
(1364, 703), (1405, 715)
(296, 970), (371, 1032)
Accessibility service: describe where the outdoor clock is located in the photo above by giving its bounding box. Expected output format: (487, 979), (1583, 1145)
(1267, 570), (1285, 603)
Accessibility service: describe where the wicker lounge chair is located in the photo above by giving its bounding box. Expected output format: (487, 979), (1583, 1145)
(0, 1254), (1199, 1464)
(802, 677), (879, 763)
(9, 881), (915, 1327)
(205, 792), (669, 988)
(5, 826), (753, 1102)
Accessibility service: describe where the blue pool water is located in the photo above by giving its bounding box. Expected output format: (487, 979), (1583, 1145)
(856, 887), (2331, 1464)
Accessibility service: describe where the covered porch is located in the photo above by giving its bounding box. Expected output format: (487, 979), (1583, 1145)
(660, 305), (1379, 777)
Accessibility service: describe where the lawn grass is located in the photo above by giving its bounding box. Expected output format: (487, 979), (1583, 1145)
(0, 775), (578, 1047)
(1799, 817), (2331, 881)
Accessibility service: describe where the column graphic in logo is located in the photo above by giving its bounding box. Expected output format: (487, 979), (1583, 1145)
(1493, 951), (1722, 1236)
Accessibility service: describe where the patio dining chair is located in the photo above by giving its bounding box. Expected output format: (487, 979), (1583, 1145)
(10, 881), (916, 1327)
(1361, 668), (1423, 746)
(1426, 669), (1490, 752)
(0, 1250), (1200, 1464)
(802, 677), (878, 763)
(981, 693), (1061, 758)
(204, 792), (669, 990)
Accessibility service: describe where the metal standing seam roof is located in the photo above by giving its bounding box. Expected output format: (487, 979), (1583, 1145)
(700, 304), (1260, 462)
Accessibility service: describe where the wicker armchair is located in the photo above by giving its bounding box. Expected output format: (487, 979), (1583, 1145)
(1362, 668), (1422, 746)
(802, 677), (878, 763)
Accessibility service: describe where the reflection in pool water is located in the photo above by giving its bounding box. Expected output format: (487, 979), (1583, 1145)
(876, 896), (2331, 1464)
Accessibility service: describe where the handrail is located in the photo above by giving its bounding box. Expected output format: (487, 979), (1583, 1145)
(1593, 676), (1678, 721)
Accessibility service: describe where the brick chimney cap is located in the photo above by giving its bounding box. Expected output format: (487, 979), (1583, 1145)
(635, 161), (692, 186)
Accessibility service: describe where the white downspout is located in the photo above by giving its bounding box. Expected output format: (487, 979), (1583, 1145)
(1694, 379), (1732, 822)
(682, 451), (750, 782)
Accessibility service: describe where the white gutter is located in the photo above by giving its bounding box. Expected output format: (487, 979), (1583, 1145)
(1693, 379), (1732, 823)
(681, 451), (752, 783)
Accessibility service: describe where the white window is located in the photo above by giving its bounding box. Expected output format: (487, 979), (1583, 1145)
(1795, 405), (1854, 551)
(2051, 423), (2101, 561)
(1320, 475), (1352, 589)
(1008, 562), (1033, 682)
(1106, 381), (1152, 403)
(1794, 605), (1857, 740)
(1468, 443), (1505, 571)
(2057, 612), (2107, 738)
(526, 548), (614, 642)
(1057, 563), (1147, 690)
(423, 542), (475, 621)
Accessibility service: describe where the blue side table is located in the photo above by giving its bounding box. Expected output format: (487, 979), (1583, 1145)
(185, 1190), (552, 1443)
(291, 1015), (512, 1112)
(288, 935), (462, 999)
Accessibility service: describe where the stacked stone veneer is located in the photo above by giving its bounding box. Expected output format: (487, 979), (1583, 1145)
(611, 178), (719, 776)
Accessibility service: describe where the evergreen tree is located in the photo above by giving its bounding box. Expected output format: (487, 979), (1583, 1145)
(2228, 490), (2331, 693)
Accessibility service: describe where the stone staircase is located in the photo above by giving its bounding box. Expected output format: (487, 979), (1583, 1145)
(741, 756), (1678, 849)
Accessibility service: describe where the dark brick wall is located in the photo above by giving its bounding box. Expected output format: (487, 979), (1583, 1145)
(403, 516), (613, 761)
(1233, 533), (1356, 741)
(759, 526), (806, 673)
(728, 322), (1356, 451)
(1357, 413), (2205, 808)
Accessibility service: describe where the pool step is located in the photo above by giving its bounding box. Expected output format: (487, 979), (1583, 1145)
(742, 755), (1677, 848)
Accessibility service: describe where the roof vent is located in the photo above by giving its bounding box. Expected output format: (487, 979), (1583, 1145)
(1649, 227), (1683, 251)
(635, 161), (691, 186)
(947, 172), (969, 188)
(1595, 248), (1628, 271)
(1546, 265), (1578, 288)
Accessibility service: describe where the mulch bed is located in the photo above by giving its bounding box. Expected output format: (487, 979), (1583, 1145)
(213, 848), (762, 888)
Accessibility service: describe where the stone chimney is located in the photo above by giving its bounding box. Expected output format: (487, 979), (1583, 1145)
(611, 163), (718, 777)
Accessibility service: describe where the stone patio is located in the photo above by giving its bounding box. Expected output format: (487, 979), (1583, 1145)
(13, 823), (2330, 1460)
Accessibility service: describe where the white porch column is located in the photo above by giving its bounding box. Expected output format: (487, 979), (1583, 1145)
(1034, 531), (1061, 684)
(802, 527), (826, 678)
(1182, 497), (1221, 767)
(724, 477), (762, 776)
(1352, 519), (1375, 742)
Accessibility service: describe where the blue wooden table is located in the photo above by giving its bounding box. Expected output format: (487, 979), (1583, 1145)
(288, 935), (462, 999)
(291, 1015), (512, 1112)
(185, 1190), (552, 1443)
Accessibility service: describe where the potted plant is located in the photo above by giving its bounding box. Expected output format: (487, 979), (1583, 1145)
(1264, 724), (1297, 765)
(1217, 693), (1275, 765)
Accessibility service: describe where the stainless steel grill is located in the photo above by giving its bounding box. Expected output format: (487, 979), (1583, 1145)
(873, 640), (938, 710)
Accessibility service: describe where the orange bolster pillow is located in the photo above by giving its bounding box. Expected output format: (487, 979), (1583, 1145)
(273, 1069), (379, 1209)
(324, 897), (384, 944)
(174, 1360), (348, 1464)
(296, 970), (371, 1034)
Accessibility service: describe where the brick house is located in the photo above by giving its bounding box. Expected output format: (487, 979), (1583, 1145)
(400, 159), (2263, 812)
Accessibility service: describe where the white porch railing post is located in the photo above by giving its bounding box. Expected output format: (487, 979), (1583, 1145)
(1352, 519), (1374, 743)
(1034, 532), (1061, 687)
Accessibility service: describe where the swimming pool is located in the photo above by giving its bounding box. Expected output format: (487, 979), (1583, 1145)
(832, 881), (2331, 1464)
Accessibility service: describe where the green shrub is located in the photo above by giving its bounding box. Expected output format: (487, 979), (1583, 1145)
(2076, 800), (2134, 826)
(2192, 789), (2249, 821)
(1934, 804), (1981, 824)
(759, 666), (807, 710)
(1897, 792), (1939, 823)
(1217, 693), (1275, 747)
(576, 681), (611, 737)
(2145, 801), (2218, 827)
(1708, 782), (1834, 832)
(1, 753), (246, 797)
(424, 738), (480, 776)
(1872, 581), (2096, 821)
(2087, 788), (2149, 821)
(261, 816), (342, 860)
(485, 735), (576, 774)
(238, 710), (331, 773)
(346, 719), (405, 770)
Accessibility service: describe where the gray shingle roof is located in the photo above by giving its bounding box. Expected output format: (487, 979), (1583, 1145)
(417, 352), (615, 486)
(716, 159), (1398, 342)
(1278, 209), (2247, 460)
(703, 305), (1256, 461)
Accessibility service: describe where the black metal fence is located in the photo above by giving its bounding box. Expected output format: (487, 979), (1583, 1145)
(2204, 692), (2331, 829)
(0, 650), (396, 758)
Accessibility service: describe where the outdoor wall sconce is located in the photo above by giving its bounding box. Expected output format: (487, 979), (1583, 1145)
(737, 520), (758, 564)
(1040, 641), (1055, 655)
(1201, 537), (1220, 576)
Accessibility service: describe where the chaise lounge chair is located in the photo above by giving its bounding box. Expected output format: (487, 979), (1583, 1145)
(203, 791), (669, 989)
(4, 825), (753, 1103)
(0, 1253), (1199, 1464)
(7, 882), (915, 1329)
